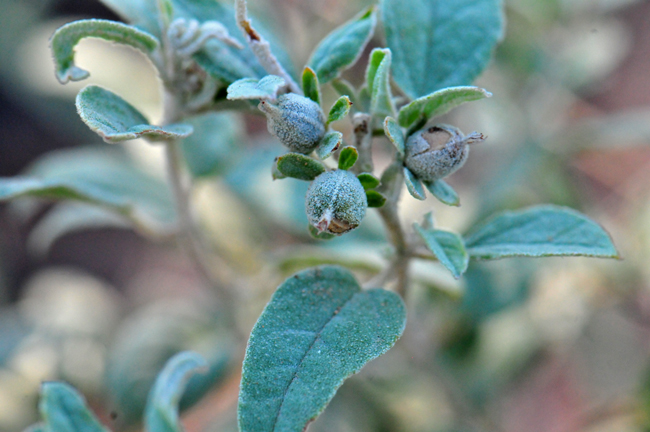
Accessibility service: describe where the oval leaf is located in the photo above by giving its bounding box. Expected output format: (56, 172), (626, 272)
(414, 223), (469, 279)
(398, 86), (492, 128)
(302, 67), (321, 105)
(308, 7), (377, 84)
(464, 205), (619, 259)
(383, 117), (404, 156)
(366, 190), (386, 208)
(423, 179), (460, 207)
(381, 0), (505, 98)
(327, 96), (353, 124)
(316, 131), (342, 160)
(39, 382), (109, 432)
(275, 153), (327, 181)
(238, 266), (406, 432)
(366, 48), (395, 117)
(404, 167), (426, 200)
(226, 75), (285, 100)
(76, 86), (192, 143)
(50, 19), (159, 84)
(145, 352), (208, 432)
(357, 173), (380, 190)
(331, 79), (358, 107)
(338, 146), (359, 171)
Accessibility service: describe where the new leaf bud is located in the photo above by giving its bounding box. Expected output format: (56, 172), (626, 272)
(306, 170), (367, 236)
(259, 93), (326, 154)
(404, 124), (485, 182)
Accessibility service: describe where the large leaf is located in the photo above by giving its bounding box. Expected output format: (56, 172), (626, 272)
(145, 351), (208, 432)
(238, 266), (406, 432)
(414, 223), (468, 279)
(76, 86), (192, 143)
(308, 7), (377, 84)
(50, 19), (159, 84)
(464, 205), (619, 259)
(39, 382), (109, 432)
(381, 0), (505, 98)
(397, 86), (492, 128)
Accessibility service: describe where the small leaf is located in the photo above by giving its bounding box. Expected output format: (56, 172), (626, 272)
(226, 75), (286, 100)
(308, 224), (335, 240)
(39, 382), (109, 432)
(414, 223), (469, 279)
(464, 205), (619, 259)
(331, 79), (358, 107)
(76, 86), (193, 143)
(383, 117), (404, 156)
(302, 67), (321, 105)
(50, 19), (159, 84)
(366, 190), (386, 208)
(338, 146), (359, 170)
(398, 86), (492, 128)
(276, 153), (327, 181)
(238, 266), (406, 432)
(424, 179), (460, 207)
(366, 48), (395, 117)
(308, 7), (377, 84)
(327, 96), (353, 124)
(316, 131), (342, 160)
(357, 173), (380, 190)
(381, 0), (505, 98)
(145, 352), (208, 432)
(404, 167), (426, 200)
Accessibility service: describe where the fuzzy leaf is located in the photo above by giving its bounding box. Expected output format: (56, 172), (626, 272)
(316, 131), (342, 160)
(398, 86), (492, 128)
(366, 48), (395, 117)
(366, 190), (386, 208)
(50, 19), (159, 84)
(145, 352), (208, 432)
(383, 117), (404, 156)
(328, 96), (353, 124)
(404, 167), (426, 200)
(338, 146), (359, 170)
(226, 75), (285, 100)
(357, 173), (380, 190)
(275, 153), (327, 181)
(381, 0), (505, 98)
(302, 67), (321, 105)
(238, 266), (406, 432)
(308, 7), (377, 84)
(39, 382), (109, 432)
(76, 86), (192, 143)
(331, 79), (358, 106)
(424, 179), (460, 207)
(415, 223), (469, 279)
(464, 205), (619, 259)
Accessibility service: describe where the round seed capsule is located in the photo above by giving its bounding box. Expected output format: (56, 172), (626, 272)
(404, 124), (484, 183)
(259, 93), (326, 154)
(306, 169), (367, 236)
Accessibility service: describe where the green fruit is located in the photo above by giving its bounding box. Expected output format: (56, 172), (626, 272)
(259, 93), (326, 154)
(306, 170), (367, 236)
(404, 124), (484, 182)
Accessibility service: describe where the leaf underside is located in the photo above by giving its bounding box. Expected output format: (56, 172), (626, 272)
(415, 223), (469, 278)
(227, 75), (286, 100)
(316, 131), (343, 160)
(404, 167), (426, 200)
(423, 179), (460, 207)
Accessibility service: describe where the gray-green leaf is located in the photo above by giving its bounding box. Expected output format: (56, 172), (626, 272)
(366, 48), (395, 117)
(302, 67), (321, 105)
(76, 86), (192, 143)
(327, 96), (352, 125)
(464, 205), (619, 259)
(238, 266), (406, 432)
(383, 117), (404, 156)
(226, 75), (285, 100)
(275, 153), (327, 181)
(316, 131), (342, 160)
(50, 19), (159, 84)
(308, 7), (377, 84)
(397, 86), (492, 128)
(145, 351), (208, 432)
(404, 167), (425, 200)
(414, 223), (469, 279)
(381, 0), (505, 98)
(338, 146), (359, 170)
(424, 179), (460, 207)
(39, 382), (109, 432)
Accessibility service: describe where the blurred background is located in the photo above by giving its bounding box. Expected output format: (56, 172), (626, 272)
(2, 0), (650, 431)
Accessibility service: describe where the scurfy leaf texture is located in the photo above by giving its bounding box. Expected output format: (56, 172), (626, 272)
(316, 131), (342, 160)
(404, 167), (426, 200)
(227, 75), (286, 100)
(381, 0), (504, 98)
(238, 266), (406, 432)
(464, 205), (619, 259)
(327, 96), (353, 124)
